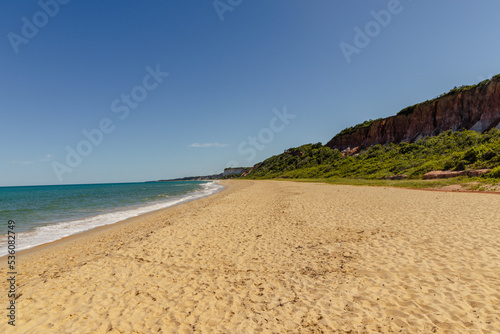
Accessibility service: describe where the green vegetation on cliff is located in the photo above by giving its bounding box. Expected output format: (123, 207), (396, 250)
(246, 129), (500, 180)
(333, 118), (381, 137)
(396, 74), (499, 117)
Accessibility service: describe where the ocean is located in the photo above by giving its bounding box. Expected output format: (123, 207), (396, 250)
(0, 181), (222, 256)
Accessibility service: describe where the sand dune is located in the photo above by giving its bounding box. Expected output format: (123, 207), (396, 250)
(1, 180), (499, 333)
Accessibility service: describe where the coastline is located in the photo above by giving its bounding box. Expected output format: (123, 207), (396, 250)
(2, 180), (499, 332)
(4, 178), (496, 264)
(0, 181), (230, 262)
(0, 181), (224, 260)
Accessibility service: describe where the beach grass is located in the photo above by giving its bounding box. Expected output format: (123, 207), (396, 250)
(271, 176), (500, 191)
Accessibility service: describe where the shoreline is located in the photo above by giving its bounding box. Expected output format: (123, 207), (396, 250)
(2, 180), (499, 332)
(0, 181), (229, 262)
(7, 177), (497, 263)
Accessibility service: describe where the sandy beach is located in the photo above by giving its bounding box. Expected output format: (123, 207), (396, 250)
(2, 180), (499, 333)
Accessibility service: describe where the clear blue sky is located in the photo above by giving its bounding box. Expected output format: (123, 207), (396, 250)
(2, 0), (500, 186)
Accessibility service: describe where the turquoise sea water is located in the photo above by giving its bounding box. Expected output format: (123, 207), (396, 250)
(0, 181), (222, 256)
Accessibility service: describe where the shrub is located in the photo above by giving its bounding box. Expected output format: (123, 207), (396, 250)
(443, 158), (457, 170)
(487, 166), (500, 178)
(481, 149), (497, 161)
(334, 119), (381, 138)
(463, 148), (479, 163)
(244, 129), (500, 180)
(453, 160), (467, 171)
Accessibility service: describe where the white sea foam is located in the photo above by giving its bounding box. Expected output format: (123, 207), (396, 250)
(0, 181), (223, 257)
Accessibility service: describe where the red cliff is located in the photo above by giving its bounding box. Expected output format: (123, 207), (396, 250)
(326, 76), (500, 151)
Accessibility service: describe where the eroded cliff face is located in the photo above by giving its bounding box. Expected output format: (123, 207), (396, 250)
(326, 77), (500, 151)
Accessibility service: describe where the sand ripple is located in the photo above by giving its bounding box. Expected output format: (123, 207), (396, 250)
(1, 180), (499, 333)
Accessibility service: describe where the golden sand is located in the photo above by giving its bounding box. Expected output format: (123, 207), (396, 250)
(1, 180), (499, 333)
